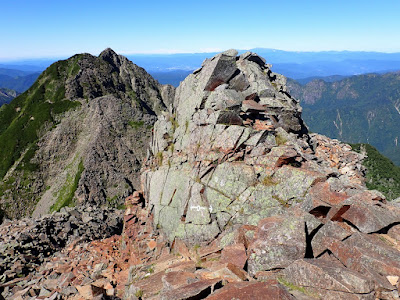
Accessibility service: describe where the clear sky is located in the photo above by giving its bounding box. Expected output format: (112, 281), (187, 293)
(1, 0), (400, 60)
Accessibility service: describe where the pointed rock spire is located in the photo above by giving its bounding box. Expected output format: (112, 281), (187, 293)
(99, 47), (121, 71)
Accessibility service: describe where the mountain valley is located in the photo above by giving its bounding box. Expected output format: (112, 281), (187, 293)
(287, 72), (400, 166)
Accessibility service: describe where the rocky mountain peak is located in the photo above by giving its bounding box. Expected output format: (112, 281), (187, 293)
(173, 50), (307, 135)
(99, 47), (119, 59)
(98, 47), (125, 72)
(142, 50), (366, 244)
(0, 49), (174, 219)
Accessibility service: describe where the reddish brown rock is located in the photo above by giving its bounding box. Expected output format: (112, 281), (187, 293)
(306, 181), (349, 214)
(253, 119), (274, 131)
(340, 199), (400, 233)
(171, 238), (191, 258)
(76, 284), (104, 299)
(147, 239), (157, 250)
(196, 262), (248, 283)
(311, 220), (355, 257)
(205, 280), (295, 300)
(162, 271), (199, 291)
(160, 279), (222, 300)
(220, 243), (247, 269)
(129, 271), (166, 299)
(282, 259), (375, 298)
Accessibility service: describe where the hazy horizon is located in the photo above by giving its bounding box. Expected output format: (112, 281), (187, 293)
(2, 0), (400, 60)
(3, 47), (400, 64)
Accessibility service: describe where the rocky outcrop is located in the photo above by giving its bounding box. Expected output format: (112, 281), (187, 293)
(139, 50), (400, 299)
(142, 49), (359, 244)
(0, 48), (174, 219)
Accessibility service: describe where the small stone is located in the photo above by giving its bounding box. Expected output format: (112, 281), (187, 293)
(147, 240), (157, 250)
(387, 275), (399, 286)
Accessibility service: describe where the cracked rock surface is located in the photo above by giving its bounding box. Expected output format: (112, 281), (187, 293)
(140, 50), (400, 299)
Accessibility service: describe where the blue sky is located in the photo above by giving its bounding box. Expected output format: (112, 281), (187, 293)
(1, 0), (400, 60)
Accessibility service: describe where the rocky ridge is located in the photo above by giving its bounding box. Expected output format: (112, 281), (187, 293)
(2, 50), (400, 299)
(0, 48), (173, 219)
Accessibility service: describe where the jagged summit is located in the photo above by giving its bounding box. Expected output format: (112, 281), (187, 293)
(173, 49), (307, 135)
(98, 47), (126, 73)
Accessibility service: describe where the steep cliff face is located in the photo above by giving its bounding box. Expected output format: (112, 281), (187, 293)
(0, 48), (174, 219)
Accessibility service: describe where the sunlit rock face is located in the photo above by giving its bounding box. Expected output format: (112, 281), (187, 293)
(141, 50), (369, 245)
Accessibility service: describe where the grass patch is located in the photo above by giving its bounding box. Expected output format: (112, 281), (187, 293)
(275, 133), (287, 146)
(277, 277), (317, 298)
(135, 289), (143, 298)
(156, 151), (163, 166)
(169, 114), (179, 132)
(128, 120), (144, 129)
(261, 175), (277, 186)
(50, 160), (84, 212)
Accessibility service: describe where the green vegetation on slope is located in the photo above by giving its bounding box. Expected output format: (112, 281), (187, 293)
(0, 59), (81, 179)
(351, 143), (400, 200)
(288, 72), (400, 166)
(50, 160), (84, 212)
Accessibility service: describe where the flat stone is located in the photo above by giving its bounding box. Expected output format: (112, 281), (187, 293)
(311, 220), (355, 257)
(340, 196), (400, 233)
(242, 99), (266, 112)
(387, 275), (399, 286)
(76, 284), (104, 299)
(248, 210), (321, 275)
(205, 280), (295, 300)
(130, 271), (165, 299)
(160, 279), (222, 300)
(282, 259), (375, 294)
(196, 262), (248, 283)
(220, 243), (247, 269)
(162, 271), (198, 291)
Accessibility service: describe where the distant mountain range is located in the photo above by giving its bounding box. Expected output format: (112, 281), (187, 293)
(0, 68), (40, 93)
(287, 72), (400, 166)
(3, 48), (400, 82)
